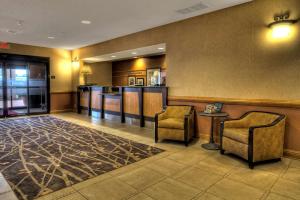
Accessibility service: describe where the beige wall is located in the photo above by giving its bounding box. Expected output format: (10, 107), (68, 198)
(72, 0), (300, 100)
(0, 43), (72, 93)
(82, 62), (112, 86)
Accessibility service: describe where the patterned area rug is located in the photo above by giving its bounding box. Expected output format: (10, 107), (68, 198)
(0, 116), (163, 200)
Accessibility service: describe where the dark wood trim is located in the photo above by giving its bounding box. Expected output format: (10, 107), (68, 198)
(184, 115), (189, 147)
(123, 87), (140, 92)
(168, 96), (300, 109)
(124, 113), (140, 119)
(139, 87), (144, 127)
(88, 87), (92, 116)
(120, 87), (125, 123)
(100, 94), (105, 119)
(144, 116), (155, 122)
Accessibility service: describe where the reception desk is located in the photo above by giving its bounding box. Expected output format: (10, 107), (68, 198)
(77, 86), (168, 127)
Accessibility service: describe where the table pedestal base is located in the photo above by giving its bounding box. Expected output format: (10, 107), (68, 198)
(201, 143), (219, 150)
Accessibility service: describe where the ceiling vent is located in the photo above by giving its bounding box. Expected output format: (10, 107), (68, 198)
(176, 2), (208, 15)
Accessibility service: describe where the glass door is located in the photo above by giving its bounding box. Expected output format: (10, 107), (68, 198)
(28, 63), (48, 114)
(6, 62), (29, 116)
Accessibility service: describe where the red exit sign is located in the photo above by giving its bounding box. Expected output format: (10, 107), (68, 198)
(0, 42), (10, 49)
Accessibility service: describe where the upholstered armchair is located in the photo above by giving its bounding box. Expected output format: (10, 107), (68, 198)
(220, 111), (286, 169)
(155, 105), (195, 146)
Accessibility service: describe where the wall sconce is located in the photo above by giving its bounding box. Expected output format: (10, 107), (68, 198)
(72, 57), (80, 68)
(268, 12), (298, 39)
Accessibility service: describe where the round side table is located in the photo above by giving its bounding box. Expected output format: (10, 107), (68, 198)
(197, 112), (229, 150)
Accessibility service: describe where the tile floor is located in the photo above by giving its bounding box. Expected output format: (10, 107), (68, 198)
(0, 112), (300, 200)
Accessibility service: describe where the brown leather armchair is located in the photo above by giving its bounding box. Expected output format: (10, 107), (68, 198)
(220, 111), (286, 169)
(155, 105), (195, 146)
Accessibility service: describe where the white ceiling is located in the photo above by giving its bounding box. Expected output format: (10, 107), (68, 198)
(0, 0), (252, 50)
(83, 44), (166, 63)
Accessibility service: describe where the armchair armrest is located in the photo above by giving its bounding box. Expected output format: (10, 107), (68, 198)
(249, 115), (286, 162)
(155, 110), (167, 121)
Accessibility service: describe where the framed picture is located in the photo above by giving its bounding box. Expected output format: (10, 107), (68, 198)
(147, 68), (161, 86)
(136, 78), (144, 86)
(204, 102), (223, 114)
(128, 76), (135, 86)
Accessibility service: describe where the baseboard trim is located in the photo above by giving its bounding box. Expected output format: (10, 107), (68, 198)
(50, 109), (73, 114)
(284, 149), (300, 160)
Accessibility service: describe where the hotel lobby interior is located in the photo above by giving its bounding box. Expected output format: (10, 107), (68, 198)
(0, 0), (300, 200)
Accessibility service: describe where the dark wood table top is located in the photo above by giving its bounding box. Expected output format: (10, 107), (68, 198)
(197, 112), (229, 117)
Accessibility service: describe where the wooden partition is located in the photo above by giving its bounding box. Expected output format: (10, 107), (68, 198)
(77, 86), (167, 127)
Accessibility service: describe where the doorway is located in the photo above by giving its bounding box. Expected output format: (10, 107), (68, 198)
(0, 54), (50, 117)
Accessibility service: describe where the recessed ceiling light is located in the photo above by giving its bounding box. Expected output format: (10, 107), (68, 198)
(81, 20), (91, 24)
(48, 36), (55, 39)
(158, 47), (164, 50)
(111, 55), (116, 58)
(132, 52), (137, 55)
(133, 57), (138, 59)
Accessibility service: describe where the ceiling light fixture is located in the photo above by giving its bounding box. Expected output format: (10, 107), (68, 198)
(268, 11), (298, 39)
(81, 20), (91, 25)
(48, 36), (55, 39)
(111, 55), (116, 58)
(132, 52), (137, 55)
(158, 47), (164, 50)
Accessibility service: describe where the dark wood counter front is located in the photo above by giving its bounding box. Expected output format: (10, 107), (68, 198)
(77, 86), (167, 127)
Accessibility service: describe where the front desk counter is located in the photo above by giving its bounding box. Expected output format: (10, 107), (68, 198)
(77, 86), (168, 127)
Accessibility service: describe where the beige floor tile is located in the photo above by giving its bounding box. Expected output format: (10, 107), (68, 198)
(0, 191), (18, 200)
(143, 178), (201, 200)
(117, 167), (165, 191)
(72, 173), (112, 190)
(0, 174), (13, 194)
(227, 167), (278, 190)
(194, 192), (224, 200)
(271, 178), (300, 200)
(255, 158), (291, 175)
(79, 177), (137, 200)
(207, 178), (264, 200)
(281, 167), (300, 184)
(195, 154), (243, 176)
(290, 159), (300, 169)
(167, 149), (210, 165)
(127, 193), (154, 200)
(37, 187), (77, 200)
(176, 167), (223, 190)
(145, 158), (188, 176)
(59, 192), (87, 200)
(265, 192), (294, 200)
(108, 163), (142, 177)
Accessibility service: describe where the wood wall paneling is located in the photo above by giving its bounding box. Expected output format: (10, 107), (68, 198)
(50, 92), (73, 113)
(80, 91), (90, 108)
(112, 55), (166, 86)
(143, 92), (163, 117)
(123, 92), (139, 115)
(91, 90), (102, 110)
(104, 98), (121, 112)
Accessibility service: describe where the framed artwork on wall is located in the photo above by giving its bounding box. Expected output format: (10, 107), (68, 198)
(128, 76), (136, 86)
(147, 68), (161, 86)
(136, 78), (144, 86)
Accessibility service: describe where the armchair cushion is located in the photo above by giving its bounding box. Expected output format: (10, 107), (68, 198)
(223, 128), (249, 144)
(158, 118), (184, 130)
(164, 106), (191, 119)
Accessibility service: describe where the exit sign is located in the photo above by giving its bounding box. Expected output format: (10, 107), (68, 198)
(0, 42), (10, 49)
